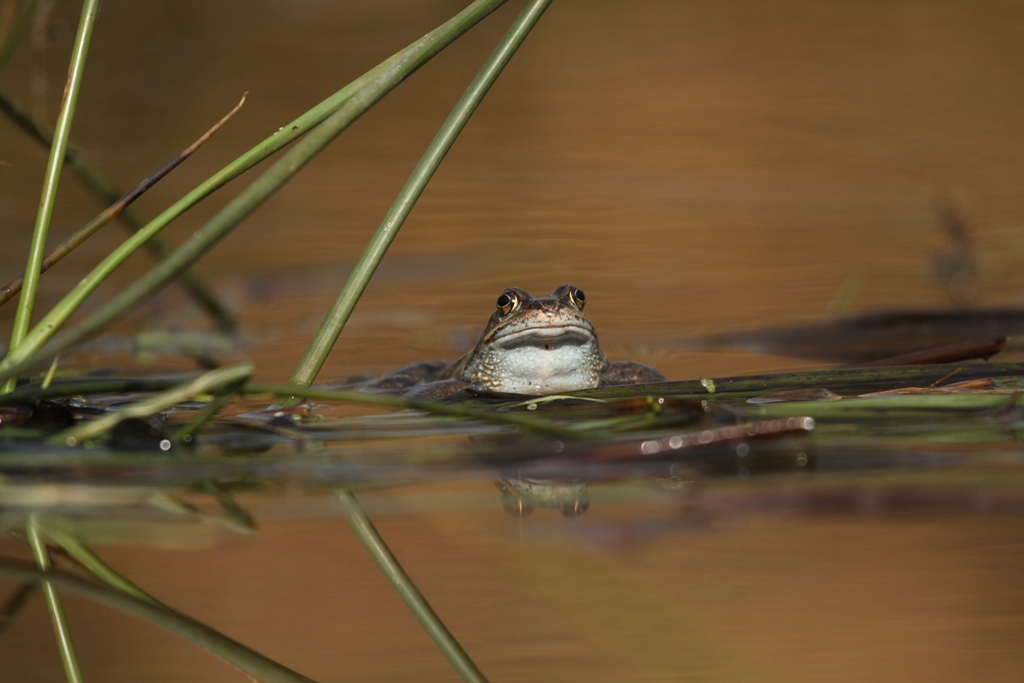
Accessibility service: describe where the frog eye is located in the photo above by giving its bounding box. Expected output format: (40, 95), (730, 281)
(568, 287), (586, 310)
(496, 291), (519, 315)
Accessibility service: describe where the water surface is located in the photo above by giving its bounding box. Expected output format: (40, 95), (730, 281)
(1, 1), (1023, 680)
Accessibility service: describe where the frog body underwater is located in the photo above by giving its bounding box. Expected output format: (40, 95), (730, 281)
(369, 283), (665, 400)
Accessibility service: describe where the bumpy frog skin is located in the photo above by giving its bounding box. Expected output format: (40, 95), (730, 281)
(369, 283), (665, 400)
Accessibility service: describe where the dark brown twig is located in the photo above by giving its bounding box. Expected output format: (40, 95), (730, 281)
(850, 336), (1008, 368)
(929, 367), (964, 387)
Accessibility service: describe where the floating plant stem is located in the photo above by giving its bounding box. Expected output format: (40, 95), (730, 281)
(289, 0), (554, 390)
(749, 391), (1024, 421)
(246, 383), (583, 438)
(0, 560), (317, 683)
(0, 377), (190, 405)
(0, 0), (509, 383)
(3, 0), (100, 394)
(334, 490), (489, 683)
(51, 364), (254, 446)
(27, 518), (84, 683)
(570, 362), (1024, 403)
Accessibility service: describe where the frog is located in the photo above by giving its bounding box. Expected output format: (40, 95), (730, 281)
(366, 283), (665, 400)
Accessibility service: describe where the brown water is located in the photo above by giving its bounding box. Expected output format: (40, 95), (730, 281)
(2, 1), (1024, 681)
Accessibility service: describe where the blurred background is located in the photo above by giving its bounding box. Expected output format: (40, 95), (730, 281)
(1, 1), (1023, 681)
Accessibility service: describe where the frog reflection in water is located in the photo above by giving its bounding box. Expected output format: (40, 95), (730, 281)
(368, 283), (666, 518)
(372, 283), (665, 401)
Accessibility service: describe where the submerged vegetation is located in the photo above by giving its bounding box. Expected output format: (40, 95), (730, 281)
(1, 1), (1023, 681)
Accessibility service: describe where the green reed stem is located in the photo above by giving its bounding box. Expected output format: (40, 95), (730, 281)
(0, 560), (317, 683)
(40, 354), (59, 388)
(50, 364), (253, 445)
(334, 490), (489, 683)
(3, 0), (100, 394)
(289, 0), (553, 390)
(331, 13), (552, 681)
(27, 518), (84, 683)
(0, 0), (509, 384)
(45, 529), (163, 607)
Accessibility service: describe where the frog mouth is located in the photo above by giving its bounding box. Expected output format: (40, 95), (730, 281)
(490, 323), (595, 349)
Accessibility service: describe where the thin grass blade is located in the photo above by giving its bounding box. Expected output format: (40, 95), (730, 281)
(3, 0), (101, 394)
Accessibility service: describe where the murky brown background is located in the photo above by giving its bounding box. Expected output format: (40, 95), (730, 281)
(2, 1), (1024, 681)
